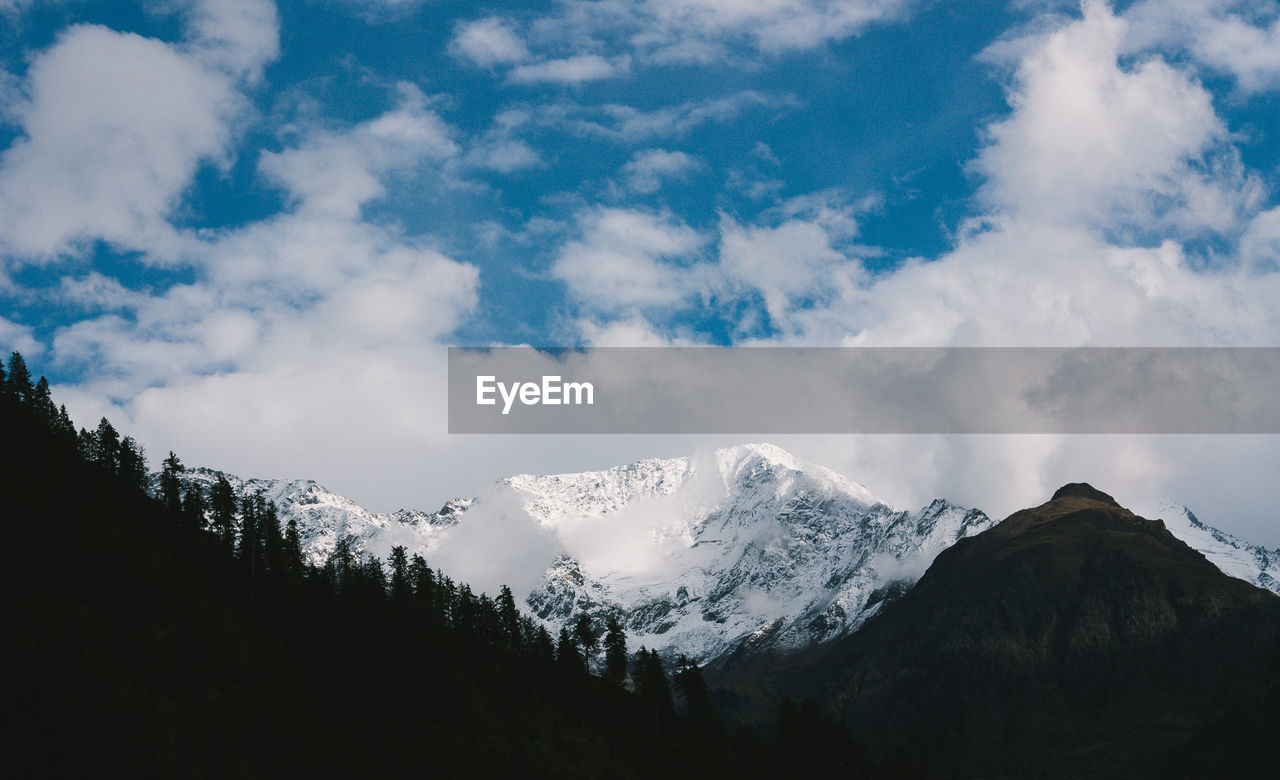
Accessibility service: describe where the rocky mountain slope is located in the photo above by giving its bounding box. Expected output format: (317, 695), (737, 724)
(751, 484), (1280, 777)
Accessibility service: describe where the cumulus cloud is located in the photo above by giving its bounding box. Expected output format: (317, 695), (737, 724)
(553, 207), (708, 312)
(450, 16), (530, 68)
(259, 83), (459, 218)
(0, 25), (244, 259)
(973, 0), (1260, 239)
(620, 148), (699, 193)
(1124, 0), (1280, 95)
(0, 0), (279, 262)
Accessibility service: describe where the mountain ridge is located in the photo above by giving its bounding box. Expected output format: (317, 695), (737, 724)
(164, 450), (1280, 666)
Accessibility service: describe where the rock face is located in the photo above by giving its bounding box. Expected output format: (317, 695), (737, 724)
(761, 485), (1280, 778)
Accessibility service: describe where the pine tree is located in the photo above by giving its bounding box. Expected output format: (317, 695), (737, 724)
(182, 484), (207, 530)
(497, 585), (521, 648)
(7, 352), (32, 404)
(262, 500), (283, 574)
(55, 405), (76, 447)
(674, 655), (716, 728)
(557, 627), (583, 675)
(31, 377), (56, 429)
(118, 436), (148, 494)
(573, 612), (598, 671)
(160, 451), (184, 512)
(93, 417), (120, 473)
(603, 615), (628, 685)
(283, 517), (303, 577)
(409, 554), (436, 623)
(210, 475), (237, 549)
(388, 546), (411, 606)
(633, 648), (673, 725)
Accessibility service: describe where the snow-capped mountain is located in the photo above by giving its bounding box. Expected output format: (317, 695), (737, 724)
(174, 467), (466, 567)
(169, 445), (1280, 666)
(1131, 499), (1280, 593)
(510, 444), (993, 661)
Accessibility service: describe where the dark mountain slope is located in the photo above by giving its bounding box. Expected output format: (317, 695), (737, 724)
(733, 483), (1280, 778)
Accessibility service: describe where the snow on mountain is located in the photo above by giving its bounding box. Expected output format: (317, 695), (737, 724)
(507, 443), (993, 661)
(1130, 499), (1280, 593)
(169, 446), (1280, 666)
(174, 467), (467, 567)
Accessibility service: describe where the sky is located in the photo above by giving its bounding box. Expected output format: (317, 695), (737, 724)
(1, 0), (1279, 545)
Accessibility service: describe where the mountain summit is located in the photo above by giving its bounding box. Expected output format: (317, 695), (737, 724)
(773, 485), (1280, 777)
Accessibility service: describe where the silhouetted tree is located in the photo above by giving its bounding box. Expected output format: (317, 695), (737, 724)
(182, 483), (207, 530)
(210, 475), (236, 549)
(388, 546), (411, 606)
(93, 417), (120, 473)
(674, 655), (716, 728)
(497, 585), (521, 648)
(118, 436), (148, 494)
(573, 612), (598, 670)
(160, 451), (184, 512)
(604, 616), (628, 685)
(7, 352), (32, 404)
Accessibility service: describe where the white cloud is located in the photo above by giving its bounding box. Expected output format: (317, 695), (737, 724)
(450, 16), (530, 67)
(972, 0), (1260, 238)
(553, 207), (708, 312)
(507, 54), (629, 85)
(521, 0), (914, 69)
(258, 83), (459, 218)
(620, 148), (699, 193)
(186, 0), (280, 82)
(1124, 0), (1280, 95)
(0, 25), (245, 259)
(0, 1), (280, 261)
(0, 314), (41, 357)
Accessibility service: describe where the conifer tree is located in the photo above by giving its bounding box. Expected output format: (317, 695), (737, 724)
(283, 517), (303, 577)
(160, 451), (184, 512)
(673, 655), (716, 728)
(31, 377), (56, 428)
(409, 554), (435, 622)
(497, 585), (521, 648)
(573, 612), (598, 670)
(182, 484), (207, 530)
(94, 417), (120, 473)
(55, 405), (76, 446)
(7, 352), (32, 404)
(388, 546), (411, 606)
(262, 499), (283, 574)
(210, 475), (237, 548)
(118, 436), (148, 494)
(603, 616), (628, 685)
(557, 627), (583, 674)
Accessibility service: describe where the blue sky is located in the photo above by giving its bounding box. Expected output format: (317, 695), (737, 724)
(1, 0), (1279, 543)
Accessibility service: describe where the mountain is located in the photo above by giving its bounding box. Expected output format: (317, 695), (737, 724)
(171, 445), (994, 664)
(756, 484), (1280, 778)
(171, 467), (468, 567)
(169, 446), (1280, 669)
(510, 444), (993, 661)
(1131, 499), (1280, 592)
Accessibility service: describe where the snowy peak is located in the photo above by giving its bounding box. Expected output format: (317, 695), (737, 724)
(1131, 499), (1280, 593)
(171, 467), (464, 567)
